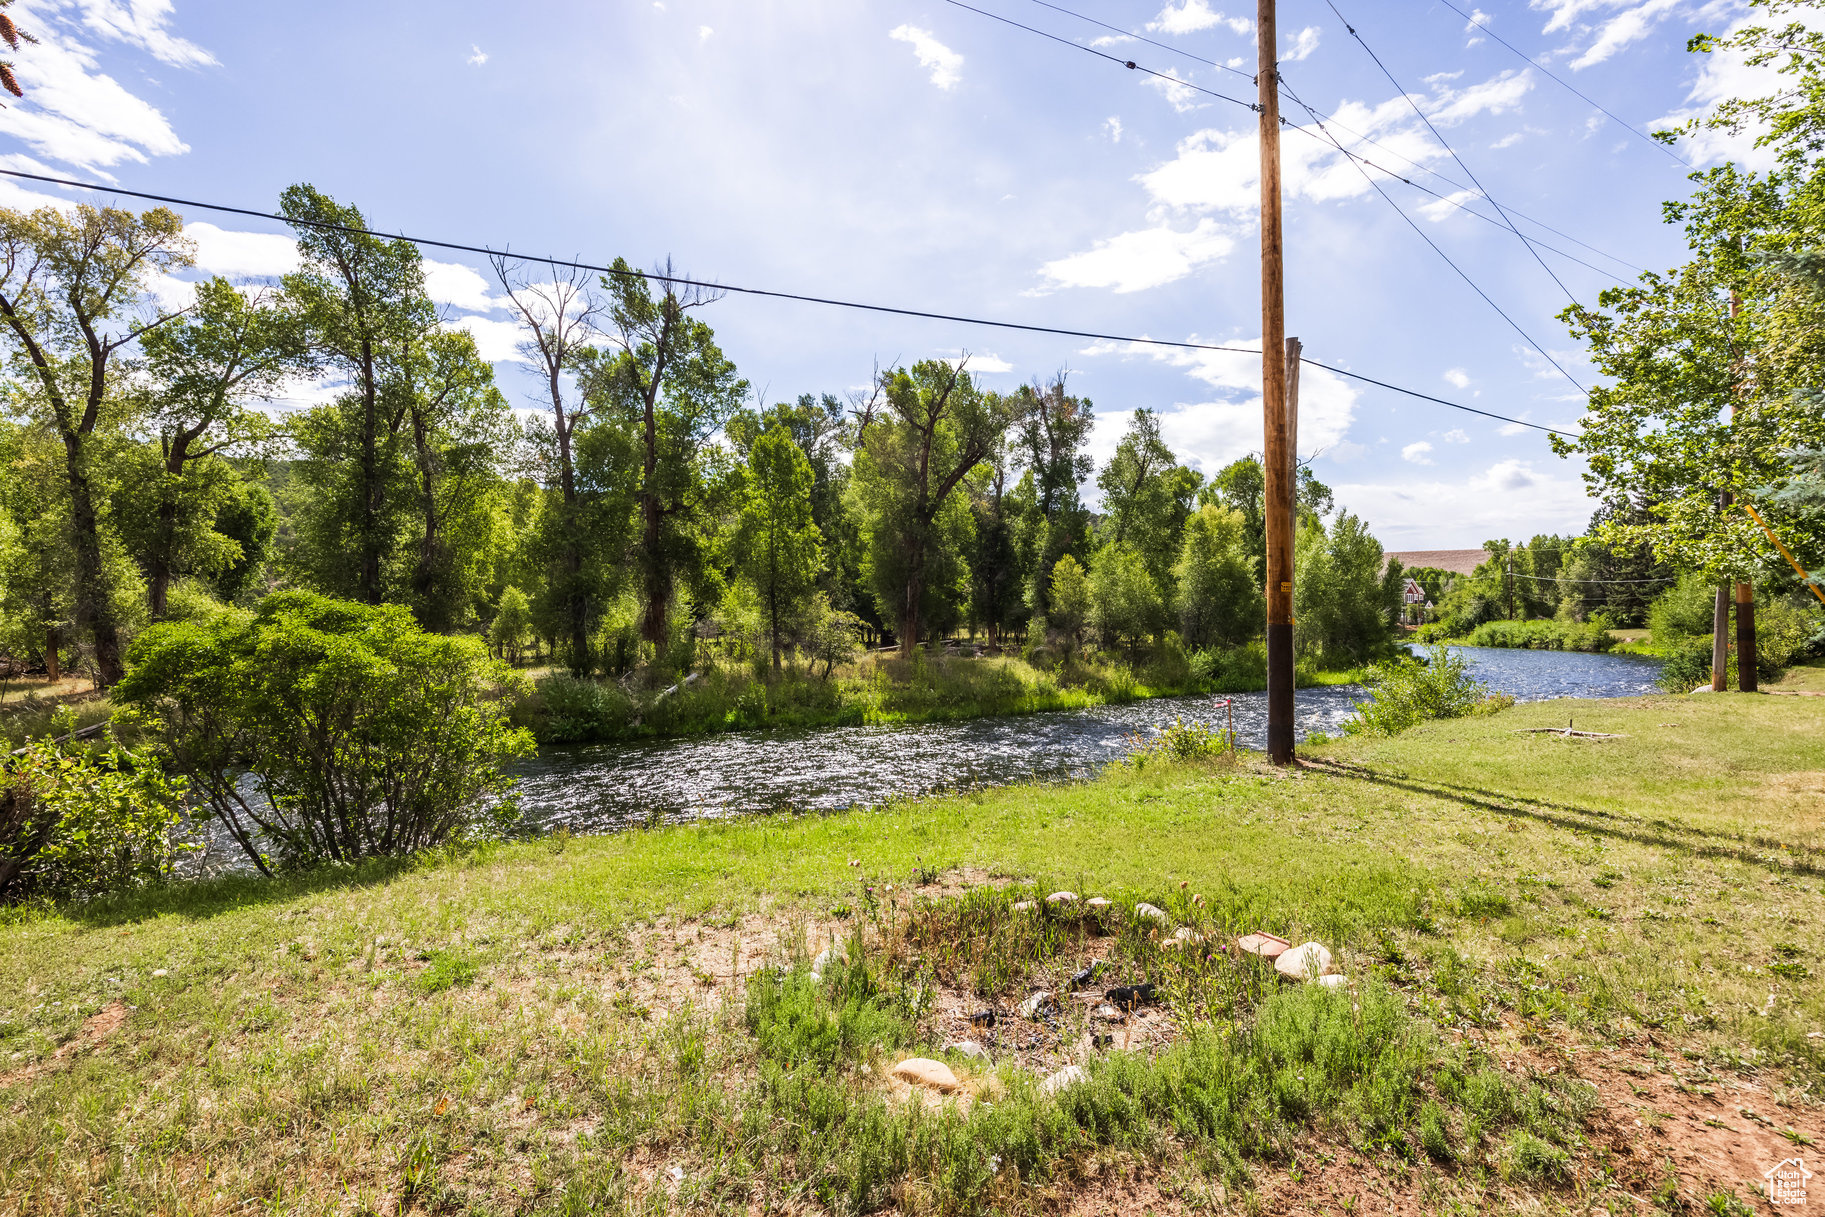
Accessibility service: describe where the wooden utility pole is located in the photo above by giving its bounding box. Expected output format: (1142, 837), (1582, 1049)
(1258, 0), (1294, 765)
(1729, 293), (1756, 692)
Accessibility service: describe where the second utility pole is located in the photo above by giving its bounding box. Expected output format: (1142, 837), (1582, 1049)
(1258, 0), (1294, 765)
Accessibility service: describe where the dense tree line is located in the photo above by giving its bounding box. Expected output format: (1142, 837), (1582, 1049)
(0, 186), (1410, 692)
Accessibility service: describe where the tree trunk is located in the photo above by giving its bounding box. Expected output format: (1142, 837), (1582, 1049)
(359, 338), (382, 604)
(44, 626), (59, 683)
(1711, 584), (1730, 692)
(1736, 584), (1757, 692)
(62, 434), (124, 685)
(900, 540), (925, 661)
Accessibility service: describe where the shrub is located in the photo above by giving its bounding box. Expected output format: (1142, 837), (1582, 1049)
(1347, 645), (1504, 736)
(1647, 573), (1717, 643)
(0, 729), (188, 904)
(116, 591), (534, 875)
(523, 672), (637, 742)
(1464, 618), (1614, 652)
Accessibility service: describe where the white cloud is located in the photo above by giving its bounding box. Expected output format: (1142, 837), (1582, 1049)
(467, 45), (488, 66)
(1426, 69), (1534, 126)
(889, 25), (962, 91)
(1443, 368), (1472, 389)
(1147, 0), (1250, 36)
(1443, 428), (1471, 443)
(1104, 116), (1123, 144)
(1655, 10), (1799, 169)
(1145, 69), (1201, 114)
(1498, 421), (1531, 437)
(698, 25), (713, 41)
(1038, 219), (1237, 293)
(1283, 26), (1320, 63)
(185, 222), (301, 278)
(0, 1), (206, 171)
(451, 315), (528, 364)
(944, 351), (1014, 374)
(1335, 459), (1596, 546)
(1566, 0), (1681, 70)
(423, 259), (503, 312)
(1418, 187), (1481, 223)
(1080, 336), (1359, 473)
(144, 272), (194, 311)
(72, 0), (215, 67)
(1402, 441), (1436, 465)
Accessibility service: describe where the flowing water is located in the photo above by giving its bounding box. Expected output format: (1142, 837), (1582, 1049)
(510, 645), (1665, 834)
(179, 644), (1666, 872)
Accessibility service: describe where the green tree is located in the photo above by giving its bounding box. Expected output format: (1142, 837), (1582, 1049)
(1088, 541), (1165, 653)
(1096, 409), (1202, 593)
(489, 584), (532, 664)
(1013, 375), (1094, 615)
(1293, 513), (1397, 666)
(1047, 552), (1091, 652)
(209, 478), (279, 603)
(1175, 503), (1262, 649)
(597, 260), (748, 656)
(967, 440), (1030, 648)
(734, 426), (824, 669)
(0, 203), (193, 683)
(852, 360), (1018, 656)
(133, 278), (303, 618)
(117, 591), (534, 874)
(280, 185), (437, 604)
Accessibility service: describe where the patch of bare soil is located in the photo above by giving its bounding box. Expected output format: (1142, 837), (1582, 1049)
(0, 999), (126, 1089)
(1574, 1040), (1824, 1210)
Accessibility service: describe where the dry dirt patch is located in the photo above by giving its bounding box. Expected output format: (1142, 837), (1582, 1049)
(0, 998), (127, 1089)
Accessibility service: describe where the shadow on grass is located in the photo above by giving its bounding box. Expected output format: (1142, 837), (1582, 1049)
(50, 853), (440, 929)
(1304, 757), (1825, 876)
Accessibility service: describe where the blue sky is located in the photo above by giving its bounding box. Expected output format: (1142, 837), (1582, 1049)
(0, 0), (1777, 547)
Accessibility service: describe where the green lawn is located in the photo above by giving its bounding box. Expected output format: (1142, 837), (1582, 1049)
(2, 690), (1822, 1213)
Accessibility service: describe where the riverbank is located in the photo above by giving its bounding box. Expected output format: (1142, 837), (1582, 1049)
(4, 689), (1820, 1213)
(513, 648), (1368, 745)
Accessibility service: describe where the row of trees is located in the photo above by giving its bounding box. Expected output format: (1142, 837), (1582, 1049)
(1549, 3), (1825, 669)
(0, 187), (1409, 688)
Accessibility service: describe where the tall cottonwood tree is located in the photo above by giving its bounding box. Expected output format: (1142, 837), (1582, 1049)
(134, 278), (304, 618)
(853, 359), (1020, 657)
(281, 185), (436, 603)
(1097, 409), (1202, 592)
(491, 257), (604, 667)
(1013, 374), (1093, 616)
(598, 258), (746, 654)
(734, 426), (823, 669)
(0, 204), (193, 683)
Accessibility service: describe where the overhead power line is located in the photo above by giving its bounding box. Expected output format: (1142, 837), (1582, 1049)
(0, 165), (1583, 439)
(1434, 0), (1691, 168)
(1280, 87), (1589, 394)
(939, 0), (1258, 111)
(1324, 0), (1581, 308)
(997, 0), (1645, 279)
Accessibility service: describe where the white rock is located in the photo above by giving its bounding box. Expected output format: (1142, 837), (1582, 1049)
(945, 1040), (990, 1061)
(1172, 927), (1203, 943)
(1274, 942), (1333, 982)
(1085, 897), (1113, 911)
(892, 1058), (961, 1092)
(1316, 974), (1349, 989)
(1134, 903), (1170, 923)
(812, 945), (844, 974)
(1019, 991), (1057, 1019)
(1013, 900), (1036, 913)
(1092, 1004), (1124, 1022)
(1691, 684), (1714, 694)
(1045, 891), (1078, 906)
(1040, 1064), (1087, 1096)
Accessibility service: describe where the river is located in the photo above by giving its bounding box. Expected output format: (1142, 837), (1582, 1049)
(509, 644), (1665, 834)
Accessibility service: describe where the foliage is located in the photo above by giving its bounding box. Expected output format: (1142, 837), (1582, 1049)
(115, 591), (533, 874)
(733, 426), (824, 669)
(1347, 645), (1503, 737)
(1462, 618), (1615, 652)
(489, 585), (532, 664)
(1096, 408), (1201, 591)
(1045, 553), (1090, 651)
(1087, 541), (1165, 652)
(1175, 502), (1261, 649)
(1294, 513), (1400, 667)
(0, 727), (188, 904)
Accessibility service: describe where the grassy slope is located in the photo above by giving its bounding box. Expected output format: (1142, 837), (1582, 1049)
(2, 691), (1822, 1212)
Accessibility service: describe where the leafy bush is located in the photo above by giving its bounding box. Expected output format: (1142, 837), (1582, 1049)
(1132, 717), (1234, 763)
(1347, 645), (1505, 736)
(522, 672), (637, 742)
(1464, 618), (1615, 652)
(116, 591), (534, 875)
(1647, 573), (1717, 644)
(0, 729), (188, 904)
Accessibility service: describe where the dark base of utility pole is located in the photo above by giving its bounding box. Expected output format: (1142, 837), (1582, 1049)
(1266, 621), (1294, 764)
(1736, 588), (1757, 692)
